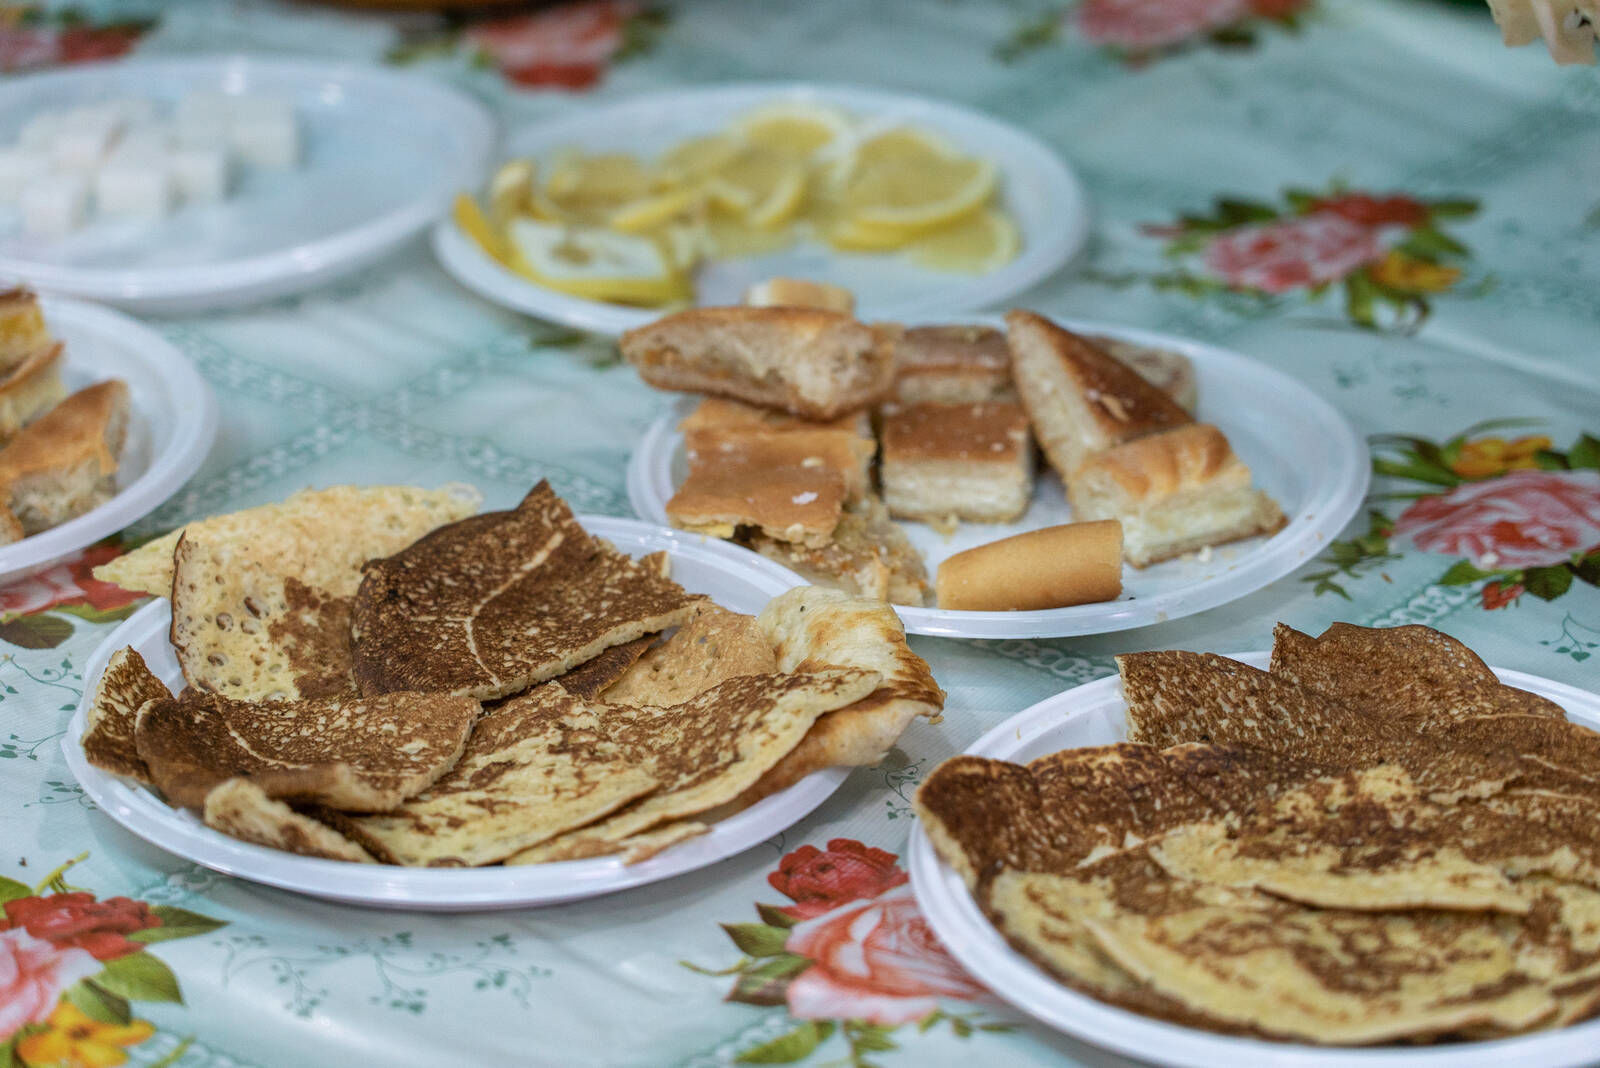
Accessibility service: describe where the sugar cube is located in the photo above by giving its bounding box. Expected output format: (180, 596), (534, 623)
(95, 160), (173, 219)
(169, 146), (230, 202)
(20, 174), (89, 236)
(50, 114), (123, 171)
(230, 111), (298, 168)
(0, 148), (52, 203)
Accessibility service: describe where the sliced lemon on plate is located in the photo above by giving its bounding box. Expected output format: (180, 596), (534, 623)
(825, 126), (960, 187)
(738, 102), (853, 159)
(506, 219), (689, 306)
(454, 193), (512, 265)
(545, 152), (653, 201)
(609, 186), (702, 233)
(701, 147), (807, 228)
(704, 208), (797, 258)
(487, 159), (535, 227)
(905, 208), (1020, 273)
(656, 134), (742, 185)
(843, 155), (996, 233)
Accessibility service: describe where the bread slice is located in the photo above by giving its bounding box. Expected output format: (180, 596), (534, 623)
(1067, 423), (1286, 567)
(0, 341), (66, 446)
(1091, 336), (1198, 413)
(678, 396), (870, 441)
(743, 496), (931, 606)
(892, 324), (1015, 404)
(879, 400), (1034, 524)
(0, 379), (127, 537)
(621, 306), (895, 420)
(0, 289), (53, 371)
(1006, 310), (1191, 480)
(669, 427), (873, 546)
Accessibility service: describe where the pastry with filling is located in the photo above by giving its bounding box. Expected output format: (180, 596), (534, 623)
(878, 400), (1034, 525)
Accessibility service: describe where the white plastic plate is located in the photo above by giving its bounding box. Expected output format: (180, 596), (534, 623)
(908, 653), (1600, 1068)
(62, 517), (839, 911)
(0, 56), (495, 312)
(0, 295), (215, 585)
(432, 82), (1089, 334)
(628, 318), (1369, 639)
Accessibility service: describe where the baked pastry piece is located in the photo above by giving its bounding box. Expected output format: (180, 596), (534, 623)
(0, 379), (128, 542)
(0, 342), (66, 446)
(742, 496), (931, 606)
(1067, 423), (1286, 567)
(667, 427), (874, 547)
(678, 396), (870, 443)
(621, 306), (895, 420)
(891, 324), (1015, 404)
(1006, 310), (1191, 480)
(0, 289), (53, 370)
(1091, 336), (1198, 413)
(879, 400), (1034, 524)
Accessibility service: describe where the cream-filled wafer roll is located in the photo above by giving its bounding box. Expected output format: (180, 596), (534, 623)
(936, 520), (1122, 611)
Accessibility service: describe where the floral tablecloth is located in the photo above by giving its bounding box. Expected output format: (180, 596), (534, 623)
(4, 1), (1598, 1065)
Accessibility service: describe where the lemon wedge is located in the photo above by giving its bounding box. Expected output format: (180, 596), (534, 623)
(844, 156), (996, 233)
(506, 219), (688, 306)
(454, 193), (512, 265)
(739, 102), (852, 159)
(487, 159), (535, 227)
(905, 208), (1020, 273)
(609, 186), (701, 233)
(656, 135), (742, 185)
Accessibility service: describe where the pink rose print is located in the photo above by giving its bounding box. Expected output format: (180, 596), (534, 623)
(2, 893), (162, 962)
(1202, 212), (1385, 294)
(1076, 0), (1251, 49)
(1393, 468), (1600, 571)
(0, 542), (143, 619)
(0, 9), (153, 74)
(0, 928), (99, 1041)
(768, 839), (909, 920)
(465, 0), (638, 89)
(782, 885), (988, 1027)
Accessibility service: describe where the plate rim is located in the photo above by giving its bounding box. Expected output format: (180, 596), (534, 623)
(907, 653), (1600, 1068)
(61, 515), (859, 912)
(431, 79), (1090, 335)
(626, 316), (1371, 639)
(0, 295), (217, 584)
(0, 54), (496, 308)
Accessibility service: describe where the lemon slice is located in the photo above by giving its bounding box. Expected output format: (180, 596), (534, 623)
(487, 159), (535, 227)
(656, 135), (742, 185)
(507, 219), (688, 305)
(453, 193), (512, 265)
(738, 102), (852, 159)
(905, 208), (1020, 273)
(823, 215), (917, 252)
(844, 156), (996, 233)
(609, 186), (701, 233)
(705, 208), (797, 258)
(825, 126), (960, 187)
(545, 151), (652, 202)
(705, 147), (807, 228)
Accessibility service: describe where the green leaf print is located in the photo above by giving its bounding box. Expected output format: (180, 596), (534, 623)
(67, 979), (133, 1024)
(130, 905), (228, 943)
(0, 613), (72, 649)
(736, 1020), (835, 1063)
(722, 922), (791, 958)
(93, 952), (184, 1004)
(1524, 565), (1575, 601)
(0, 875), (31, 903)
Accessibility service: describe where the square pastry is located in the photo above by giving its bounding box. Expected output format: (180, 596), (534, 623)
(879, 400), (1034, 525)
(890, 324), (1015, 405)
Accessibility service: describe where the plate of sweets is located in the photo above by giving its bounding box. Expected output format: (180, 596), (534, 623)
(65, 479), (944, 910)
(0, 56), (494, 310)
(909, 621), (1600, 1067)
(625, 294), (1368, 638)
(435, 82), (1088, 334)
(0, 288), (214, 584)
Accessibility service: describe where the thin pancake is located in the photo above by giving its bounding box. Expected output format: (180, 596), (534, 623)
(80, 646), (169, 783)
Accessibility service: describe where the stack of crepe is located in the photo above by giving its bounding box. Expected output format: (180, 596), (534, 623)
(917, 623), (1600, 1045)
(82, 480), (944, 867)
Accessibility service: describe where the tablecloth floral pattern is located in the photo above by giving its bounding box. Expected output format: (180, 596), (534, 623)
(4, 1), (1599, 1065)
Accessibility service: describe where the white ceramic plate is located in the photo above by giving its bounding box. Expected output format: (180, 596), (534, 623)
(0, 296), (215, 585)
(0, 56), (494, 312)
(61, 517), (849, 911)
(628, 318), (1369, 639)
(432, 82), (1088, 334)
(908, 653), (1600, 1068)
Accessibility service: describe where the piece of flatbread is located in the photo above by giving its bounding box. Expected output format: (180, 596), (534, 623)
(202, 778), (377, 863)
(604, 604), (776, 707)
(342, 685), (661, 867)
(504, 668), (879, 863)
(506, 820), (709, 866)
(81, 646), (170, 783)
(93, 483), (482, 598)
(735, 587), (944, 802)
(170, 534), (355, 701)
(134, 689), (480, 811)
(554, 636), (657, 701)
(351, 481), (699, 700)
